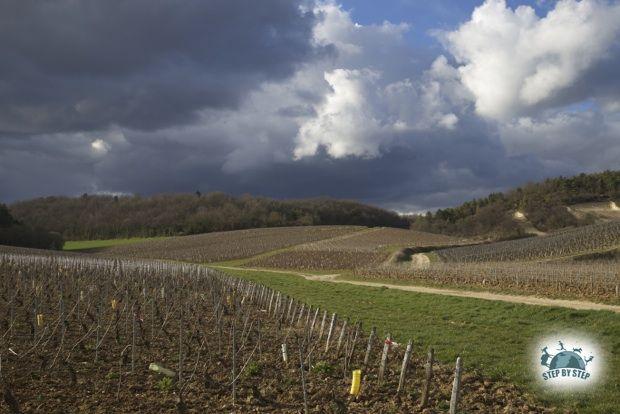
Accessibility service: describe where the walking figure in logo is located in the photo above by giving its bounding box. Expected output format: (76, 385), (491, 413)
(585, 356), (594, 365)
(557, 341), (565, 351)
(540, 346), (553, 367)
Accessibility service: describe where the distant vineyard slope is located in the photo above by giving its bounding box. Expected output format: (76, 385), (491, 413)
(9, 193), (408, 240)
(246, 228), (464, 270)
(97, 225), (363, 263)
(435, 221), (620, 262)
(410, 170), (619, 238)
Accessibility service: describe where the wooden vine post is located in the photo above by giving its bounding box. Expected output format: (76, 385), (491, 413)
(318, 310), (327, 340)
(449, 356), (462, 414)
(397, 339), (413, 395)
(304, 305), (312, 328)
(297, 304), (305, 326)
(324, 313), (336, 352)
(335, 318), (348, 356)
(378, 333), (391, 384)
(286, 298), (294, 324)
(420, 348), (434, 408)
(363, 327), (376, 366)
(296, 335), (309, 414)
(268, 290), (275, 314)
(309, 308), (319, 335)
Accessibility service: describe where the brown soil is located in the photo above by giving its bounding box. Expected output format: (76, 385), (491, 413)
(1, 254), (558, 413)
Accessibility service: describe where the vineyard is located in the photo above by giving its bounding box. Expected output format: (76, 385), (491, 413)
(0, 251), (553, 413)
(246, 228), (463, 271)
(355, 261), (620, 302)
(246, 250), (387, 271)
(96, 226), (363, 263)
(296, 228), (463, 252)
(435, 221), (620, 262)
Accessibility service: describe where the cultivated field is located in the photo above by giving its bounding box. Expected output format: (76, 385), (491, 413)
(2, 223), (619, 413)
(0, 244), (80, 257)
(435, 221), (620, 262)
(0, 252), (553, 413)
(297, 228), (463, 252)
(355, 261), (620, 303)
(247, 250), (387, 271)
(347, 222), (620, 303)
(97, 226), (363, 263)
(246, 228), (463, 270)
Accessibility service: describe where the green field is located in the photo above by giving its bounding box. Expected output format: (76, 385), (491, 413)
(63, 237), (166, 251)
(217, 267), (620, 413)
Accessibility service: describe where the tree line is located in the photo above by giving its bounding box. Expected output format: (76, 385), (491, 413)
(0, 204), (64, 249)
(9, 193), (409, 240)
(409, 170), (620, 238)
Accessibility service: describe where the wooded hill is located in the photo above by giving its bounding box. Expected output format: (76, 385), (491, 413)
(9, 193), (408, 240)
(0, 204), (64, 249)
(7, 171), (618, 242)
(410, 170), (620, 238)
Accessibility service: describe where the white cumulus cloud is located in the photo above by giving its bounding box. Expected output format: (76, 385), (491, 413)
(441, 0), (620, 120)
(293, 3), (467, 159)
(294, 68), (391, 158)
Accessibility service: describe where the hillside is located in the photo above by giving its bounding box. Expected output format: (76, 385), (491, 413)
(9, 193), (408, 240)
(245, 227), (462, 270)
(95, 225), (363, 263)
(410, 170), (619, 238)
(434, 221), (620, 262)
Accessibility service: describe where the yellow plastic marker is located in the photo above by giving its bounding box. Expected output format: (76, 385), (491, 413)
(111, 299), (117, 310)
(36, 314), (44, 327)
(350, 369), (362, 396)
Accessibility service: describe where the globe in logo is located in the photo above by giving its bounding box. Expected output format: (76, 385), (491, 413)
(548, 350), (586, 370)
(540, 340), (594, 383)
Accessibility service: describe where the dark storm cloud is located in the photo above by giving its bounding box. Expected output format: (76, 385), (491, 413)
(2, 1), (618, 211)
(0, 0), (324, 134)
(0, 114), (595, 209)
(96, 134), (557, 212)
(0, 116), (545, 208)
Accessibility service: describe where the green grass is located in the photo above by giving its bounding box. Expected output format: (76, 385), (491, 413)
(63, 237), (166, 251)
(216, 267), (620, 413)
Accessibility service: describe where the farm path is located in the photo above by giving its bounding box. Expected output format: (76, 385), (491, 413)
(212, 265), (620, 314)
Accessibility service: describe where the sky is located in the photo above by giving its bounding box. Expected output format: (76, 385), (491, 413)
(1, 0), (619, 212)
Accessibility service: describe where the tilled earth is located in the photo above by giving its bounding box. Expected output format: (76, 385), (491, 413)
(2, 320), (560, 414)
(0, 253), (562, 413)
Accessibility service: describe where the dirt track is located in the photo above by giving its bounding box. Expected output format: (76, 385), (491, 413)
(213, 266), (620, 314)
